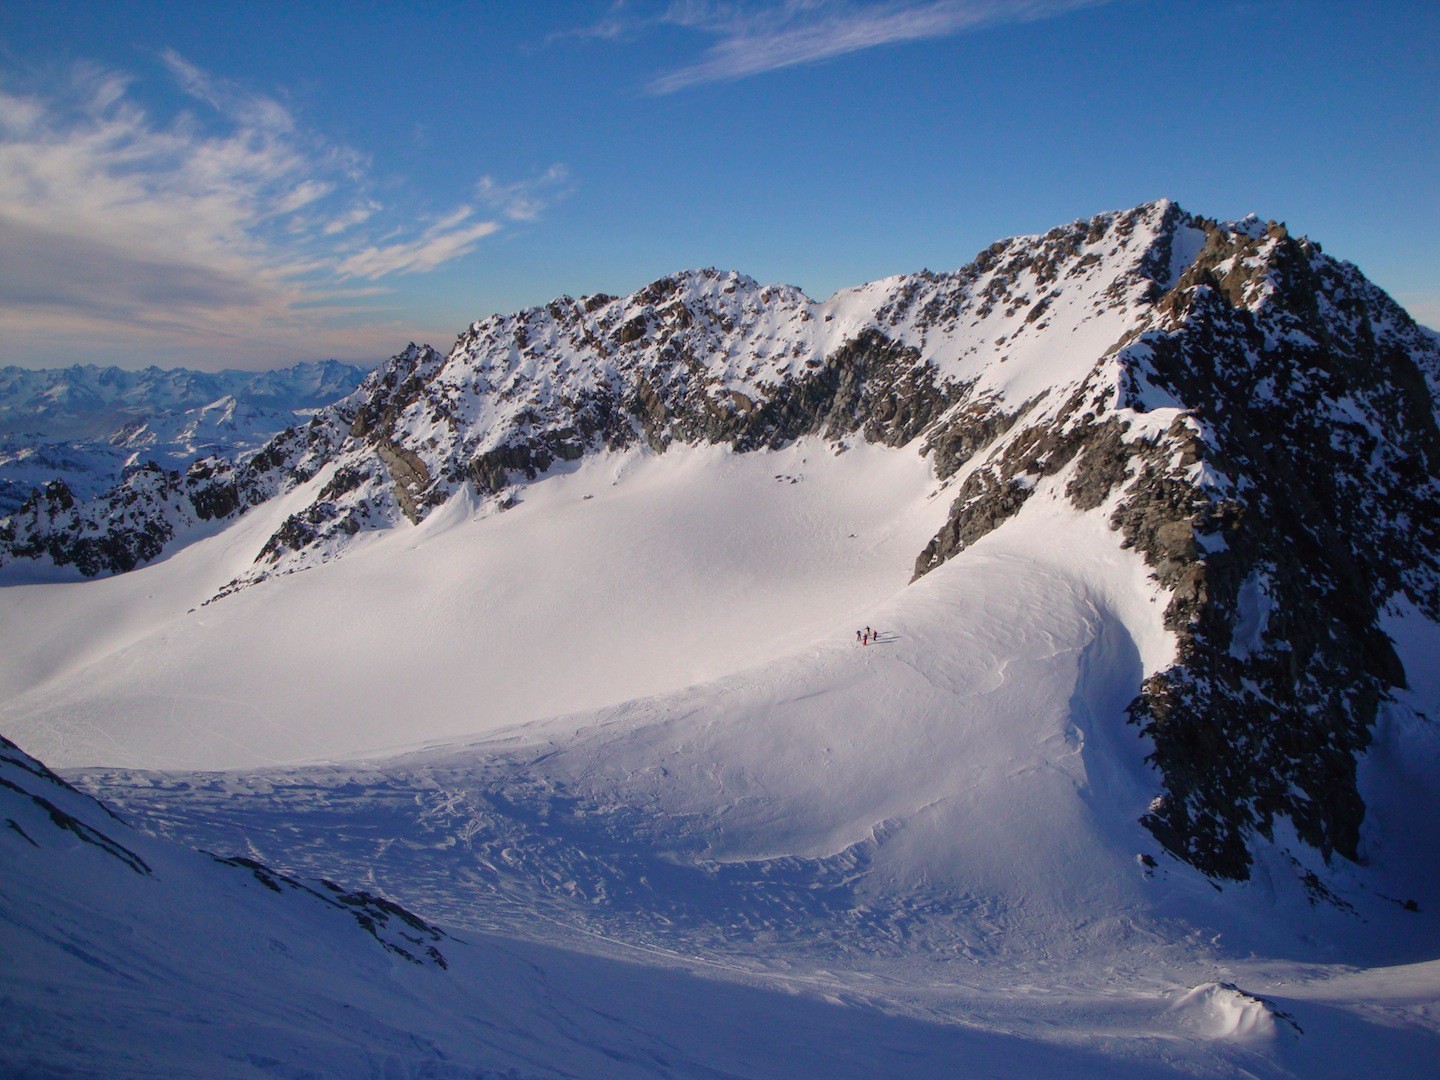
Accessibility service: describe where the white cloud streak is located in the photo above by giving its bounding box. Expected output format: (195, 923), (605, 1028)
(634, 0), (1114, 93)
(0, 57), (569, 367)
(335, 211), (502, 279)
(476, 164), (574, 222)
(323, 200), (382, 236)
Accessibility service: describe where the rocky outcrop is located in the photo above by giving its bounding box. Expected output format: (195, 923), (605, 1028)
(906, 212), (1440, 882)
(0, 403), (355, 578)
(1117, 226), (1440, 880)
(374, 439), (432, 524)
(0, 463), (190, 577)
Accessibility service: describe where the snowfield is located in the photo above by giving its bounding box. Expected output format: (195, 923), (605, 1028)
(3, 435), (1437, 1076)
(1, 439), (955, 770)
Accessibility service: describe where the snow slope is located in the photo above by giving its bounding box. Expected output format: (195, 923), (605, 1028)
(7, 449), (1438, 1076)
(57, 444), (1437, 961)
(15, 733), (1262, 1079)
(5, 430), (1429, 1074)
(9, 737), (1440, 1080)
(0, 439), (951, 770)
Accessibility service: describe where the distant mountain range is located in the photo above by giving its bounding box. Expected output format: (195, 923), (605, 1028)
(0, 359), (367, 514)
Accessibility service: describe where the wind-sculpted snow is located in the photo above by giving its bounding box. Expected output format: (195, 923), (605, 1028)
(0, 732), (449, 964)
(22, 728), (1440, 1077)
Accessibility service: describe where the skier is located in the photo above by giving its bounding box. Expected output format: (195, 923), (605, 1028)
(856, 629), (863, 644)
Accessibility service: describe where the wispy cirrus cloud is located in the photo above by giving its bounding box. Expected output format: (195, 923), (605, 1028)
(335, 208), (502, 280)
(477, 164), (574, 222)
(581, 0), (1114, 93)
(0, 56), (569, 367)
(335, 166), (577, 278)
(323, 200), (382, 236)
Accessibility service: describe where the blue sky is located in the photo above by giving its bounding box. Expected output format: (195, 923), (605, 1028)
(1, 1), (1436, 370)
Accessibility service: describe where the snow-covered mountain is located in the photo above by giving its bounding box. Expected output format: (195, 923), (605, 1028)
(0, 359), (366, 515)
(3, 199), (1439, 1075)
(6, 199), (1437, 882)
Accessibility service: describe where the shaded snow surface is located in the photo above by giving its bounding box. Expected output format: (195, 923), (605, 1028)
(2, 439), (1438, 1076)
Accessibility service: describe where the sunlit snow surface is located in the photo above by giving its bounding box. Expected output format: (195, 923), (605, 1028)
(1, 440), (951, 769)
(3, 441), (1438, 1076)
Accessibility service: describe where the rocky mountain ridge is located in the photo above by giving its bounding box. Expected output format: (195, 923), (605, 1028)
(3, 199), (1438, 887)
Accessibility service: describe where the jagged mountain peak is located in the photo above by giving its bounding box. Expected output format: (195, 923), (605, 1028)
(1222, 210), (1276, 240)
(404, 199), (1187, 439)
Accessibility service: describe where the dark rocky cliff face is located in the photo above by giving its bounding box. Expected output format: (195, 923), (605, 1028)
(4, 201), (1438, 890)
(904, 212), (1440, 883)
(1121, 228), (1440, 881)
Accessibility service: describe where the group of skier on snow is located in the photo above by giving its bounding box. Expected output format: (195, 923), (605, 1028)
(855, 626), (880, 646)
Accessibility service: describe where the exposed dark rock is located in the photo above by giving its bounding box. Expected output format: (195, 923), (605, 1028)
(913, 469), (1032, 578)
(185, 459), (243, 521)
(206, 856), (450, 968)
(1065, 420), (1131, 510)
(922, 402), (1017, 481)
(1112, 221), (1439, 880)
(374, 439), (432, 523)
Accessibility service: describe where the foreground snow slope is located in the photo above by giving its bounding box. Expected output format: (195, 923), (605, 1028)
(21, 734), (1317, 1079)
